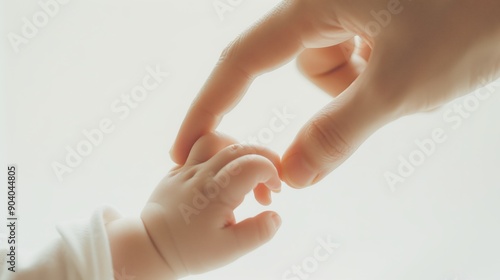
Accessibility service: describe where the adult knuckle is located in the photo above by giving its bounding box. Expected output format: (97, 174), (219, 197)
(218, 36), (254, 80)
(308, 116), (353, 162)
(218, 35), (242, 66)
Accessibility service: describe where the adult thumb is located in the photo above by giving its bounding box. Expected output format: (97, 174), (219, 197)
(282, 73), (398, 188)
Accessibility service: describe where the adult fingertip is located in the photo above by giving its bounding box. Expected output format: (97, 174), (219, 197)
(169, 146), (178, 162)
(282, 153), (319, 188)
(169, 140), (186, 164)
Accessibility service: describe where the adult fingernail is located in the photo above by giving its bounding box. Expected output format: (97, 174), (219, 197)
(283, 153), (318, 188)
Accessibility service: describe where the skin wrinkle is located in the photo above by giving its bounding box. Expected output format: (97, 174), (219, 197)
(308, 113), (353, 165)
(141, 203), (187, 277)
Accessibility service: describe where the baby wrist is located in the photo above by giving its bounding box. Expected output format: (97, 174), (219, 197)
(106, 217), (177, 280)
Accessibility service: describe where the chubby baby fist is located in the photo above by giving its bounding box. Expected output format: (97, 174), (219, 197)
(141, 132), (282, 278)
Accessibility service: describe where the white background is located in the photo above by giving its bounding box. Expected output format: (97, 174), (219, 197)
(1, 1), (500, 280)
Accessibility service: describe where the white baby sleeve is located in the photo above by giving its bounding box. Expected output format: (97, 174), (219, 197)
(1, 207), (120, 280)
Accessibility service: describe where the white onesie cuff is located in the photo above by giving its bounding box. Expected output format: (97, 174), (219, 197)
(56, 206), (121, 280)
(1, 206), (121, 280)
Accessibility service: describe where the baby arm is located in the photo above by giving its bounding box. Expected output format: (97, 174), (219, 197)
(106, 132), (282, 279)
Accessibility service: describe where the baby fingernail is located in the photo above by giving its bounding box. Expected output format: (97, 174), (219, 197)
(271, 214), (282, 229)
(267, 177), (282, 191)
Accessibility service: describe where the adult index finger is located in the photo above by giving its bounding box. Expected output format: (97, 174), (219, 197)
(170, 0), (306, 164)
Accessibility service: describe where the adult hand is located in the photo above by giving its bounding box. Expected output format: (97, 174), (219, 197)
(171, 0), (500, 188)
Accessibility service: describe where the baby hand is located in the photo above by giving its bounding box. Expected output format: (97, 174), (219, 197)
(141, 132), (282, 278)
